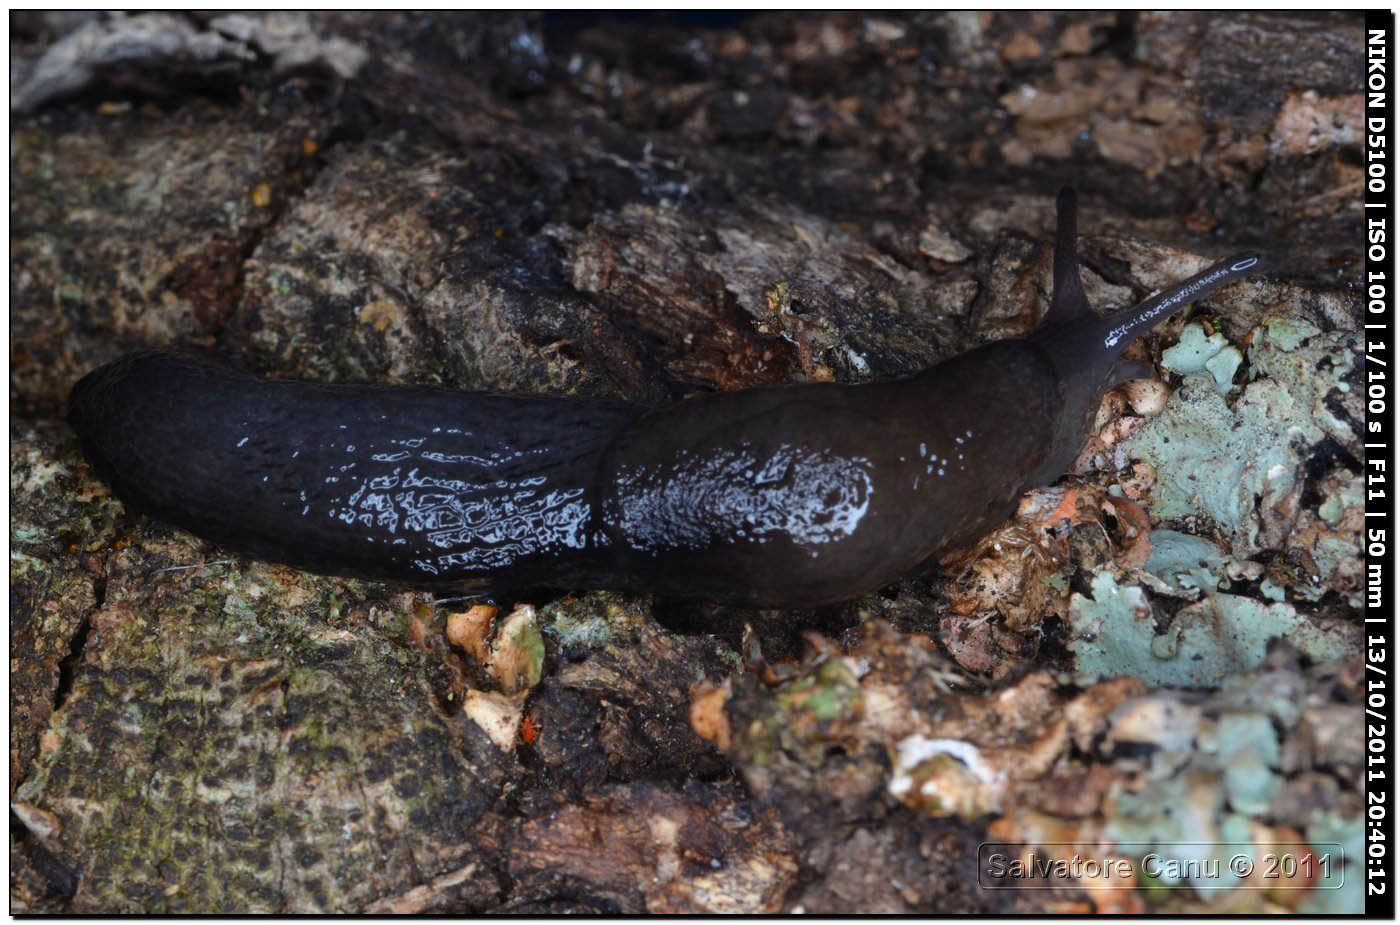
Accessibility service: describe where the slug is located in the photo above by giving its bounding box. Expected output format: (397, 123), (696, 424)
(67, 189), (1260, 608)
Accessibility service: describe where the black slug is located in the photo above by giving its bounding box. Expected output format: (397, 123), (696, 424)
(67, 189), (1260, 608)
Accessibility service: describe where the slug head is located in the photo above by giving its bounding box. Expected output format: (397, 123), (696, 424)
(1027, 187), (1262, 479)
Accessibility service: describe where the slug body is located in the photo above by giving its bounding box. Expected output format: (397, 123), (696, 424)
(68, 190), (1260, 607)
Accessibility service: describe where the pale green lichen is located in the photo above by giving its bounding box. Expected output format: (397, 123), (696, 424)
(1123, 374), (1282, 544)
(1108, 769), (1240, 894)
(1258, 316), (1321, 352)
(537, 591), (650, 650)
(1160, 323), (1228, 373)
(1160, 323), (1238, 394)
(1067, 571), (1152, 686)
(1103, 665), (1360, 909)
(1318, 473), (1362, 528)
(1299, 811), (1366, 914)
(1143, 529), (1231, 595)
(1122, 323), (1360, 592)
(1202, 346), (1242, 392)
(1311, 535), (1362, 606)
(1200, 712), (1281, 814)
(1069, 570), (1358, 688)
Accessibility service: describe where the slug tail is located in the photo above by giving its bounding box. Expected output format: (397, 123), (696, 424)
(1097, 251), (1262, 356)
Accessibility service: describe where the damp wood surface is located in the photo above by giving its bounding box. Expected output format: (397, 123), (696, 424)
(11, 11), (1366, 913)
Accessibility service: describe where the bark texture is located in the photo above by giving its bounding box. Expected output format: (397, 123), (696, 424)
(12, 11), (1366, 913)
